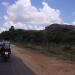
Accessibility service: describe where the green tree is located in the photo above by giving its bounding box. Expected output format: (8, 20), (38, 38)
(9, 26), (15, 31)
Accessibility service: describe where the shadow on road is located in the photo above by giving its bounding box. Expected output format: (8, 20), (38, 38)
(0, 54), (36, 75)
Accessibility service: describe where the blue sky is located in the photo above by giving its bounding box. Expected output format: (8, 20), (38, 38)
(0, 0), (15, 25)
(0, 0), (75, 31)
(31, 0), (75, 23)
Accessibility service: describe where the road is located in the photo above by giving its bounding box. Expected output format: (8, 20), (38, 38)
(0, 46), (36, 75)
(0, 45), (75, 75)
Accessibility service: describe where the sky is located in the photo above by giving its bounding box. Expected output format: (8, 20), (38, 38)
(0, 0), (75, 32)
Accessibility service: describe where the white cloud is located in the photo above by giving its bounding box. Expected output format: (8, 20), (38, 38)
(0, 27), (6, 33)
(72, 21), (75, 25)
(3, 0), (62, 30)
(72, 11), (75, 25)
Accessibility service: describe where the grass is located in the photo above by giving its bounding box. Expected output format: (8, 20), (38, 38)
(14, 42), (75, 63)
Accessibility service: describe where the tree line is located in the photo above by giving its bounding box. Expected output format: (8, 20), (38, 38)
(0, 26), (75, 45)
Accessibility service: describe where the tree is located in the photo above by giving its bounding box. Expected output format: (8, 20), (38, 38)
(9, 26), (15, 31)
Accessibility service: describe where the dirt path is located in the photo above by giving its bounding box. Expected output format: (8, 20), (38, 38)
(12, 45), (75, 75)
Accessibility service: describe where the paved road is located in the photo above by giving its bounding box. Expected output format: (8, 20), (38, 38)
(1, 45), (75, 75)
(0, 54), (36, 75)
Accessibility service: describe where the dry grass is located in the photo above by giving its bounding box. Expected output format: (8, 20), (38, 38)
(14, 43), (75, 62)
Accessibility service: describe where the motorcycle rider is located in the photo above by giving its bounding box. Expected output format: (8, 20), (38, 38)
(1, 38), (11, 58)
(3, 38), (11, 49)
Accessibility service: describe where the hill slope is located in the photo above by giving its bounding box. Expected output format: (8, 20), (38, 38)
(45, 24), (75, 30)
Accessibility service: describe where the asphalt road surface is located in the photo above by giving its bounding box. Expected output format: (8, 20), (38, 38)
(0, 54), (36, 75)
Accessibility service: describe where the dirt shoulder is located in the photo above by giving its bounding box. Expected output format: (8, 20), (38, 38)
(12, 45), (75, 75)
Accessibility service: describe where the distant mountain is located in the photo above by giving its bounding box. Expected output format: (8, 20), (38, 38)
(45, 24), (75, 30)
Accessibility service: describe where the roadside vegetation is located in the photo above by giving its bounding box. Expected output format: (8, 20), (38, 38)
(1, 26), (75, 62)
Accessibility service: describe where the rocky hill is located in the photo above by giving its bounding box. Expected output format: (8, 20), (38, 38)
(45, 24), (75, 30)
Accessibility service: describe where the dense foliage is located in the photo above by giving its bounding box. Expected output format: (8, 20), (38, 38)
(0, 27), (75, 45)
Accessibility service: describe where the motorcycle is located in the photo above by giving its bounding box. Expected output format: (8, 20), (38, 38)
(1, 48), (11, 61)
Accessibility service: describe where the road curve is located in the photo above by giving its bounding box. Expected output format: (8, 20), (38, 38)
(0, 51), (36, 75)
